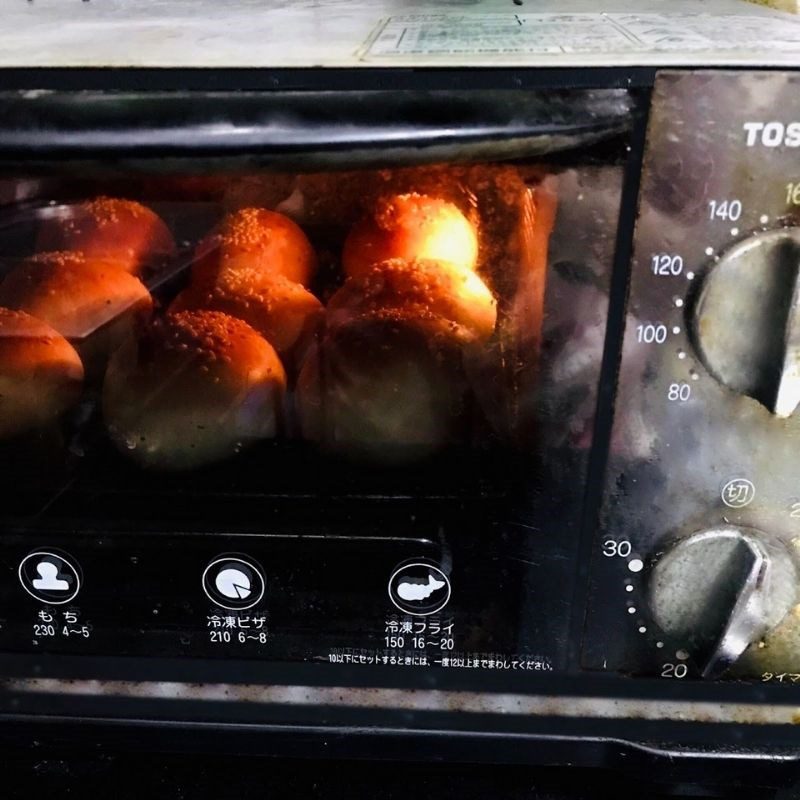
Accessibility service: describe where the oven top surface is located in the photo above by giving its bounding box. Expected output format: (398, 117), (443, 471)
(1, 0), (799, 70)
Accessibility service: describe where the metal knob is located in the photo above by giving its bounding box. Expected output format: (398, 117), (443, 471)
(692, 228), (800, 417)
(649, 526), (798, 678)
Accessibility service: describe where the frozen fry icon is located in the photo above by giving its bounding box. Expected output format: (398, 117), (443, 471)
(397, 573), (446, 602)
(389, 563), (452, 616)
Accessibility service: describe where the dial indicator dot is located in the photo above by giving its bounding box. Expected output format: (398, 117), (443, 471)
(628, 558), (644, 573)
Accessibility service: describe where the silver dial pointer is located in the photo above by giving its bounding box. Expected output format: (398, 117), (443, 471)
(649, 526), (798, 678)
(693, 228), (800, 417)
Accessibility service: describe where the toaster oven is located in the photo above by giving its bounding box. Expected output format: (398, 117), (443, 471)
(3, 0), (800, 788)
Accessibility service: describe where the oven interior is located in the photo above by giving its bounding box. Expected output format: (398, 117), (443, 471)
(0, 131), (626, 667)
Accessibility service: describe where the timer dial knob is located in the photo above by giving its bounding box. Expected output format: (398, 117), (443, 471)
(693, 228), (800, 417)
(649, 526), (798, 678)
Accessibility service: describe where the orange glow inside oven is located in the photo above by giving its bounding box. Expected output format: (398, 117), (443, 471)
(0, 166), (556, 469)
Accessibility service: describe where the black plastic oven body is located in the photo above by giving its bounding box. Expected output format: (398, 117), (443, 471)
(1, 66), (800, 794)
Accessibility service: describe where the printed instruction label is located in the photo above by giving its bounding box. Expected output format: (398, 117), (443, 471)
(367, 13), (800, 57)
(33, 607), (92, 643)
(329, 647), (553, 671)
(206, 613), (269, 647)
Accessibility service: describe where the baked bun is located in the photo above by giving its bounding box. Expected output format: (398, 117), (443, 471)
(37, 197), (175, 275)
(170, 267), (323, 357)
(296, 321), (465, 462)
(342, 194), (478, 279)
(0, 308), (84, 439)
(464, 179), (557, 445)
(327, 258), (496, 346)
(192, 208), (317, 288)
(0, 251), (152, 375)
(103, 310), (286, 470)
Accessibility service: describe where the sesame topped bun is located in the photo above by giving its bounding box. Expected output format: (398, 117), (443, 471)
(103, 310), (286, 470)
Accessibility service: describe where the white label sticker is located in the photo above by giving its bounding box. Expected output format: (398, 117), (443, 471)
(367, 13), (800, 57)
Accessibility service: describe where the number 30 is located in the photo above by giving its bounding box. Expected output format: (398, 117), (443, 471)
(602, 540), (632, 558)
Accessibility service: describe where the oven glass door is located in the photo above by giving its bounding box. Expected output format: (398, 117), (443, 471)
(0, 88), (633, 677)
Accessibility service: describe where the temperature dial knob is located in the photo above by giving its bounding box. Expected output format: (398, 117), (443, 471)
(649, 526), (798, 678)
(693, 227), (800, 417)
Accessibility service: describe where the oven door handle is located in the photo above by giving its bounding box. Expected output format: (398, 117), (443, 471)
(0, 89), (634, 166)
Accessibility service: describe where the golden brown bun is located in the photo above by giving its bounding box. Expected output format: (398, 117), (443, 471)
(0, 251), (153, 375)
(103, 310), (286, 470)
(327, 258), (496, 346)
(296, 321), (465, 462)
(37, 197), (176, 275)
(192, 208), (317, 288)
(0, 252), (153, 339)
(0, 308), (84, 439)
(170, 267), (323, 358)
(342, 194), (478, 279)
(464, 180), (557, 443)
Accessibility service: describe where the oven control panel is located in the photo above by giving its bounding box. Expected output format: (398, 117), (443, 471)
(583, 70), (800, 683)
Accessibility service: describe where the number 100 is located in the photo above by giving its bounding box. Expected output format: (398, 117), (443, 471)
(636, 324), (667, 344)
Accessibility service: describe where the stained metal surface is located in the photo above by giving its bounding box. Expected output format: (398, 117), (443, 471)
(583, 71), (800, 680)
(6, 677), (800, 727)
(0, 0), (798, 69)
